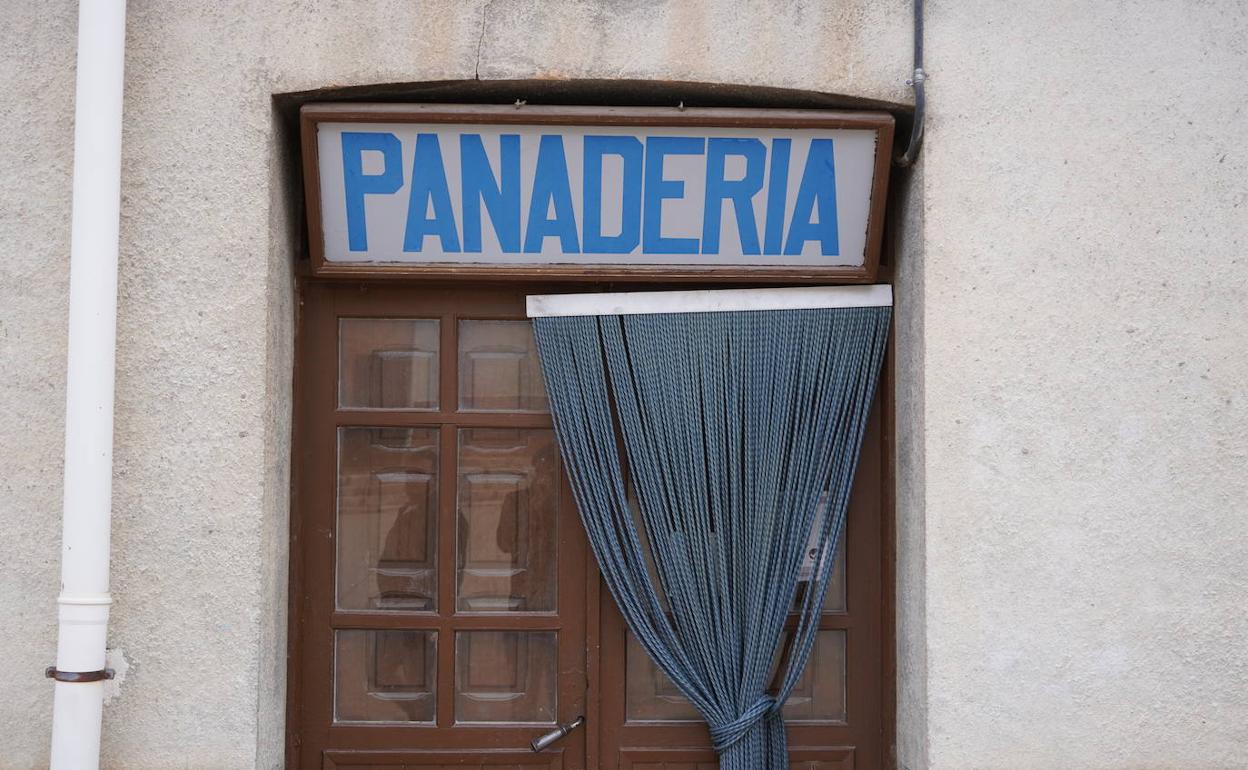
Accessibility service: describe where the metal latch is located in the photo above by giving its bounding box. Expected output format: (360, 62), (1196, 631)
(530, 715), (585, 752)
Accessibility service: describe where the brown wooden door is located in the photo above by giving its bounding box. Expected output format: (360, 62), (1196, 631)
(293, 282), (589, 770)
(596, 403), (887, 770)
(291, 280), (889, 769)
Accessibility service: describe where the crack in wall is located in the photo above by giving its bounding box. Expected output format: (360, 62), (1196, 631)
(474, 0), (491, 80)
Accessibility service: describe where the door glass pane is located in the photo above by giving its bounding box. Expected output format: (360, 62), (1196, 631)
(338, 427), (438, 612)
(455, 631), (557, 724)
(458, 319), (548, 412)
(339, 318), (439, 410)
(782, 630), (847, 723)
(625, 632), (701, 722)
(791, 539), (847, 613)
(456, 428), (558, 612)
(335, 629), (436, 723)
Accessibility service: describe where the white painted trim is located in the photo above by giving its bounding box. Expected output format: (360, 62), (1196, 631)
(526, 284), (892, 318)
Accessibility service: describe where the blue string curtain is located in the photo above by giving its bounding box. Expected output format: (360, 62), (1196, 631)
(532, 304), (890, 770)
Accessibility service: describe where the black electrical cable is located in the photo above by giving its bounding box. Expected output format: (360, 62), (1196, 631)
(896, 0), (926, 167)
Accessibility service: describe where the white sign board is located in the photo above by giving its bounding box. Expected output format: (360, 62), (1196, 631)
(302, 105), (892, 279)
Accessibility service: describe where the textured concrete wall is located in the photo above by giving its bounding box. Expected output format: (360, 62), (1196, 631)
(920, 1), (1248, 768)
(893, 159), (928, 770)
(3, 0), (1245, 768)
(0, 2), (79, 761)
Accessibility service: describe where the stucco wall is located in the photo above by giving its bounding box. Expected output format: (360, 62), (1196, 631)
(1, 1), (1245, 769)
(893, 159), (928, 770)
(0, 2), (79, 762)
(920, 2), (1248, 768)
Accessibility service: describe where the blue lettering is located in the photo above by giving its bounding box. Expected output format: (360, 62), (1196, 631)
(524, 135), (580, 253)
(643, 136), (705, 254)
(461, 133), (521, 253)
(341, 132), (402, 252)
(403, 133), (461, 253)
(701, 138), (765, 255)
(582, 136), (642, 254)
(763, 138), (792, 256)
(784, 139), (839, 256)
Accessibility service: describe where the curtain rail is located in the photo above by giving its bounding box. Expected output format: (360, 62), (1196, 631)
(527, 284), (892, 318)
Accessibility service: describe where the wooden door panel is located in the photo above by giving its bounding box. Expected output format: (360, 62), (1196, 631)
(338, 318), (441, 411)
(334, 629), (437, 723)
(324, 749), (566, 769)
(618, 750), (718, 770)
(593, 747), (857, 770)
(458, 319), (548, 413)
(455, 630), (558, 723)
(294, 284), (588, 770)
(338, 426), (440, 613)
(456, 428), (559, 613)
(598, 403), (885, 770)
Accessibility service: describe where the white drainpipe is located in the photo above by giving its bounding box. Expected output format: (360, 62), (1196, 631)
(49, 2), (127, 768)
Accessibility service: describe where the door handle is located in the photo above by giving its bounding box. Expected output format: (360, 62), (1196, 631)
(530, 715), (585, 752)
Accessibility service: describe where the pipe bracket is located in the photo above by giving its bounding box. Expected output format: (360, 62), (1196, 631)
(45, 666), (114, 683)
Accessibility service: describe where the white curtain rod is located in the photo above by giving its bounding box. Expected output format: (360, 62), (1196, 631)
(526, 284), (893, 318)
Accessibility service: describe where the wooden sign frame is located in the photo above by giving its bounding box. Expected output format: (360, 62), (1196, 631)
(300, 103), (894, 283)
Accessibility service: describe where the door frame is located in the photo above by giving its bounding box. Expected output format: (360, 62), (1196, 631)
(285, 276), (898, 769)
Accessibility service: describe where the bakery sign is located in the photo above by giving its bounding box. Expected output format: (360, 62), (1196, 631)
(300, 104), (893, 281)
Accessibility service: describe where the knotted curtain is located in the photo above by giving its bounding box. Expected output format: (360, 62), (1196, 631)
(532, 304), (889, 770)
